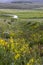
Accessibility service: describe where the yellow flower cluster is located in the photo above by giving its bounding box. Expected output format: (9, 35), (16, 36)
(0, 38), (7, 46)
(20, 44), (30, 53)
(15, 53), (20, 60)
(9, 37), (14, 43)
(0, 38), (31, 59)
(0, 37), (41, 65)
(27, 58), (35, 65)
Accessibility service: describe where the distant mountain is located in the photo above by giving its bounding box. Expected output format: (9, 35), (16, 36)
(11, 1), (32, 3)
(11, 0), (43, 3)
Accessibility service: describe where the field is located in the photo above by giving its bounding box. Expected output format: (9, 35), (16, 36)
(0, 9), (43, 65)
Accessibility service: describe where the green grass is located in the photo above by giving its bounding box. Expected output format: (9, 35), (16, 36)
(0, 9), (43, 19)
(0, 9), (43, 65)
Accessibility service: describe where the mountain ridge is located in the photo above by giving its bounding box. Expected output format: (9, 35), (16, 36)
(11, 0), (43, 3)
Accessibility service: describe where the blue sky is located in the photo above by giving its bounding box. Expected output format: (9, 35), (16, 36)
(0, 0), (43, 3)
(0, 0), (14, 3)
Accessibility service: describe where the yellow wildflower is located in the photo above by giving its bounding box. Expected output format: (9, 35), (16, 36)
(27, 63), (30, 65)
(15, 54), (20, 60)
(9, 37), (14, 43)
(29, 58), (34, 63)
(15, 49), (18, 53)
(27, 58), (34, 65)
(11, 43), (14, 50)
(15, 42), (17, 45)
(0, 39), (5, 46)
(4, 42), (8, 46)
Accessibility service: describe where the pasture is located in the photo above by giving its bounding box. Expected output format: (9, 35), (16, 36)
(0, 9), (43, 65)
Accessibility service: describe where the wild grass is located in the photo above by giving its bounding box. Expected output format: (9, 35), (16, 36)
(0, 9), (43, 65)
(0, 9), (43, 19)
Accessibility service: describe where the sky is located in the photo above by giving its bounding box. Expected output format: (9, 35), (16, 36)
(0, 0), (43, 3)
(0, 0), (12, 3)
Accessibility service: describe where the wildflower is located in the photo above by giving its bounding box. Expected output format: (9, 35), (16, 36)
(11, 43), (14, 50)
(0, 39), (5, 46)
(20, 44), (29, 53)
(9, 37), (14, 43)
(15, 54), (20, 60)
(4, 42), (8, 46)
(29, 58), (34, 63)
(16, 42), (19, 46)
(30, 58), (34, 62)
(27, 63), (30, 65)
(15, 49), (18, 53)
(27, 58), (34, 65)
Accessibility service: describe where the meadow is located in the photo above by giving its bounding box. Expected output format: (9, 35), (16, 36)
(0, 9), (43, 65)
